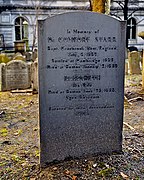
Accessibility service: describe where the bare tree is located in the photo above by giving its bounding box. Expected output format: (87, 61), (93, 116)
(29, 0), (53, 52)
(110, 0), (144, 20)
(111, 0), (129, 20)
(89, 1), (143, 48)
(110, 0), (144, 47)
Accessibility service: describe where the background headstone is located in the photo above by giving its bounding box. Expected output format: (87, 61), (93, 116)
(38, 12), (126, 166)
(125, 60), (128, 75)
(5, 60), (31, 90)
(1, 63), (6, 91)
(13, 55), (25, 61)
(32, 48), (38, 61)
(0, 63), (6, 91)
(25, 52), (32, 61)
(27, 62), (32, 88)
(31, 59), (38, 93)
(12, 52), (22, 59)
(128, 51), (141, 74)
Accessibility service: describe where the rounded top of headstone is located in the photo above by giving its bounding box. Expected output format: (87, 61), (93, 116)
(130, 51), (139, 56)
(12, 52), (22, 58)
(0, 62), (6, 66)
(128, 46), (138, 52)
(13, 55), (25, 61)
(34, 48), (38, 52)
(39, 12), (125, 40)
(7, 60), (27, 68)
(15, 52), (22, 56)
(43, 11), (122, 24)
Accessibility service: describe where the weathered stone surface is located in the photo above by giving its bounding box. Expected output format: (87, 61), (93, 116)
(25, 52), (32, 61)
(38, 12), (126, 166)
(128, 51), (141, 74)
(13, 55), (25, 61)
(32, 48), (38, 61)
(0, 63), (6, 91)
(125, 61), (128, 75)
(12, 52), (22, 59)
(27, 62), (32, 87)
(5, 60), (31, 90)
(31, 60), (38, 93)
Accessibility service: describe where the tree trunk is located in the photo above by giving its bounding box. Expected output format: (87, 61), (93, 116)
(123, 0), (129, 48)
(105, 0), (111, 15)
(92, 0), (106, 13)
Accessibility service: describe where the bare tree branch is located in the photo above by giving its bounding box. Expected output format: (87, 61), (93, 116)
(116, 1), (124, 9)
(30, 0), (54, 51)
(89, 0), (92, 11)
(110, 12), (122, 20)
(127, 9), (138, 19)
(136, 18), (144, 25)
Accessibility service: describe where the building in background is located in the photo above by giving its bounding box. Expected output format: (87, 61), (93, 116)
(110, 0), (144, 50)
(0, 0), (144, 51)
(0, 0), (89, 50)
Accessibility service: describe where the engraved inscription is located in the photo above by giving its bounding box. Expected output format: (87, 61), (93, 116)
(5, 61), (30, 90)
(45, 28), (119, 116)
(6, 70), (28, 87)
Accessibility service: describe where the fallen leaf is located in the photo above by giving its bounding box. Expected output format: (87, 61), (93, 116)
(105, 163), (110, 168)
(21, 162), (27, 167)
(98, 168), (114, 177)
(63, 169), (70, 175)
(72, 175), (77, 180)
(92, 163), (97, 168)
(120, 172), (129, 179)
(0, 128), (8, 136)
(53, 167), (57, 171)
(14, 129), (22, 136)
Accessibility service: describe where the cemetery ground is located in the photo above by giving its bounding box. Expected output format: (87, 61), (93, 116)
(0, 75), (144, 180)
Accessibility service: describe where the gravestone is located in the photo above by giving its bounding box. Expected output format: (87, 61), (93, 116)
(0, 63), (6, 91)
(32, 48), (38, 61)
(31, 59), (38, 93)
(4, 60), (31, 90)
(25, 52), (32, 61)
(13, 55), (25, 61)
(38, 12), (126, 166)
(128, 51), (141, 74)
(13, 52), (22, 57)
(27, 62), (32, 87)
(125, 60), (128, 75)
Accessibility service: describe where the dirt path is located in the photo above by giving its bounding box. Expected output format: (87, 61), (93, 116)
(0, 75), (144, 179)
